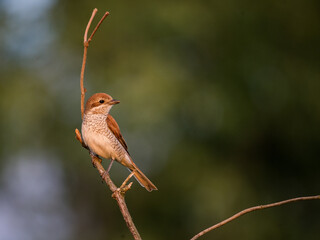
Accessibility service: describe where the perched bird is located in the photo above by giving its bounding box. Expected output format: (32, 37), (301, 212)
(81, 93), (157, 192)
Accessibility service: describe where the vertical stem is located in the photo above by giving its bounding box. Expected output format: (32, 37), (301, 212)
(77, 9), (142, 239)
(80, 8), (98, 119)
(80, 46), (87, 119)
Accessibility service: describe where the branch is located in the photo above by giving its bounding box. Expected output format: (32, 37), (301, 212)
(75, 129), (141, 239)
(75, 9), (142, 240)
(80, 9), (109, 119)
(191, 195), (320, 240)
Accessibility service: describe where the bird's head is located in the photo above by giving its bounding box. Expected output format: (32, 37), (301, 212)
(84, 93), (120, 115)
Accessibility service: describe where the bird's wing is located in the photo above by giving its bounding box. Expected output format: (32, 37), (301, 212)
(106, 114), (129, 153)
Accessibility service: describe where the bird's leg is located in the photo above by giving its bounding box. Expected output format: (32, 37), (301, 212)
(106, 159), (114, 173)
(119, 171), (135, 190)
(101, 159), (114, 181)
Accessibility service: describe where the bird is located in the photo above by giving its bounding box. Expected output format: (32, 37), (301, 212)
(81, 93), (158, 192)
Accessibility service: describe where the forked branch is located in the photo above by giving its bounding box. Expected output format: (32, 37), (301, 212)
(75, 9), (142, 240)
(80, 9), (109, 119)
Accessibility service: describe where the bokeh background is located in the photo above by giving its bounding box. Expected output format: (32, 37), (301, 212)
(0, 0), (319, 239)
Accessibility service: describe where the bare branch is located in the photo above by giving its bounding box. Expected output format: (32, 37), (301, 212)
(76, 8), (142, 240)
(191, 195), (320, 240)
(88, 11), (110, 43)
(75, 129), (142, 240)
(80, 9), (109, 119)
(112, 184), (141, 240)
(84, 8), (98, 44)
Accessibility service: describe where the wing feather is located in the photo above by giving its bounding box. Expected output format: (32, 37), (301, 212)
(106, 114), (129, 153)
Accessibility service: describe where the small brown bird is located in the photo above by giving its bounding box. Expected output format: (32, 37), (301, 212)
(81, 93), (157, 192)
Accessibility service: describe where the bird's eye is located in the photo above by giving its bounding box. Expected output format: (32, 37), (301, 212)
(99, 100), (105, 103)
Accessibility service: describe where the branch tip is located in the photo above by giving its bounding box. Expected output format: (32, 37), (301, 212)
(191, 195), (320, 240)
(75, 128), (82, 142)
(88, 10), (110, 42)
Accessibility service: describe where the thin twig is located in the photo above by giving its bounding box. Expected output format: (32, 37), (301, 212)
(80, 9), (109, 119)
(75, 8), (142, 240)
(191, 195), (320, 240)
(88, 11), (110, 43)
(84, 8), (98, 44)
(80, 9), (96, 118)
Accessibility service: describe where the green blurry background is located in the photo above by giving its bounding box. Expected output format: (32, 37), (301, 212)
(0, 0), (319, 239)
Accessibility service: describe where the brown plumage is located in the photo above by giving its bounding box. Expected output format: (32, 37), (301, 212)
(82, 93), (157, 192)
(107, 115), (128, 152)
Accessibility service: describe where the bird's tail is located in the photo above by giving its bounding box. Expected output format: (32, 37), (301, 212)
(125, 159), (157, 192)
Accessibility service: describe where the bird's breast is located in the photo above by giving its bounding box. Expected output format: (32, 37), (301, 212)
(81, 114), (127, 161)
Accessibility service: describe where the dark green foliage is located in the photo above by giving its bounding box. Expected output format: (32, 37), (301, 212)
(0, 0), (319, 239)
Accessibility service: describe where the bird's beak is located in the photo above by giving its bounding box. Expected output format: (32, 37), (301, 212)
(109, 99), (120, 105)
